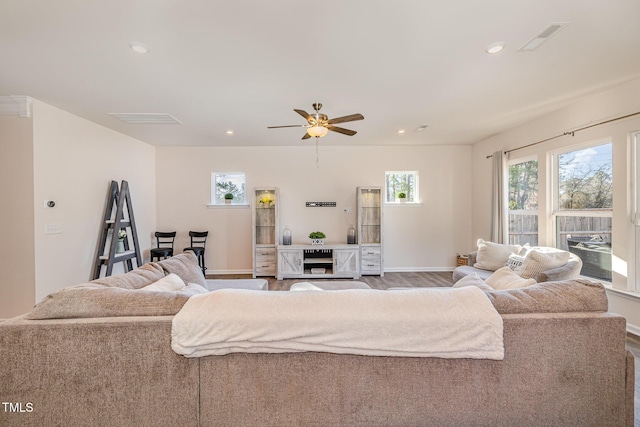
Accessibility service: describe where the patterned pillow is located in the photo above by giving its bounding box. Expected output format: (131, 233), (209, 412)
(518, 249), (570, 279)
(505, 253), (525, 271)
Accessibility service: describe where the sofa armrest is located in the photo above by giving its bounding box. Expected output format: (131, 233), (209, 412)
(467, 251), (478, 266)
(535, 255), (583, 282)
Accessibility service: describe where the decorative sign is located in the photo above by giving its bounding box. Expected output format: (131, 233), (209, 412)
(305, 202), (337, 207)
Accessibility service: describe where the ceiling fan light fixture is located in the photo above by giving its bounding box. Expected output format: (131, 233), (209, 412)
(307, 125), (328, 138)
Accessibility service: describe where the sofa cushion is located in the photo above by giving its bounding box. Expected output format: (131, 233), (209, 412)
(485, 279), (608, 314)
(141, 273), (186, 292)
(26, 286), (191, 320)
(452, 273), (494, 291)
(155, 252), (207, 287)
(519, 248), (570, 279)
(486, 267), (536, 290)
(91, 261), (166, 289)
(26, 252), (207, 320)
(474, 239), (522, 271)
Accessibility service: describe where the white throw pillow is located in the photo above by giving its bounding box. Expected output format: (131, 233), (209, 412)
(518, 249), (570, 279)
(505, 253), (525, 272)
(452, 273), (494, 291)
(178, 283), (210, 296)
(486, 267), (536, 290)
(140, 273), (186, 292)
(474, 239), (522, 271)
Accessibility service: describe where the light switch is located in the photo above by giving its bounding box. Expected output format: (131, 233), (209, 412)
(45, 223), (62, 234)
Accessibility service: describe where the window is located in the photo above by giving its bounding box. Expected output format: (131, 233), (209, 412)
(211, 172), (246, 205)
(385, 171), (419, 203)
(553, 142), (612, 281)
(508, 159), (538, 246)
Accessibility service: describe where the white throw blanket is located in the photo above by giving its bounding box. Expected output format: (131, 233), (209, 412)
(171, 287), (504, 360)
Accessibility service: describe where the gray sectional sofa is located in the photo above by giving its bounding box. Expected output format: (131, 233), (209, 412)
(0, 252), (634, 426)
(453, 249), (583, 283)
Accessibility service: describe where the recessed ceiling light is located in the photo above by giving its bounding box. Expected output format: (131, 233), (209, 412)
(485, 42), (505, 54)
(415, 124), (429, 132)
(397, 129), (405, 134)
(129, 42), (149, 54)
(226, 130), (234, 135)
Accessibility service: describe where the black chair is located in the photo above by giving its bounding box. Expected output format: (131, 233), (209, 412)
(184, 231), (208, 275)
(150, 231), (177, 262)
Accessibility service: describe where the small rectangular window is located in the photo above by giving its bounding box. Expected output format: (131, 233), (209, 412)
(211, 172), (246, 205)
(385, 171), (418, 203)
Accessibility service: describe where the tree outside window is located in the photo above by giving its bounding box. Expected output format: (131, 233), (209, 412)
(508, 160), (538, 246)
(385, 171), (418, 203)
(212, 172), (246, 205)
(554, 142), (612, 281)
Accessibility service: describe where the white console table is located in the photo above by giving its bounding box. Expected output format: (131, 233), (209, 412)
(276, 244), (360, 280)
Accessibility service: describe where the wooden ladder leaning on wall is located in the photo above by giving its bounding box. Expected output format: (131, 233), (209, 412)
(92, 180), (142, 279)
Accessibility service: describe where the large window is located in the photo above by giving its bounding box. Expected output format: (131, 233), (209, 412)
(508, 159), (538, 246)
(211, 172), (246, 205)
(553, 142), (612, 281)
(385, 171), (419, 203)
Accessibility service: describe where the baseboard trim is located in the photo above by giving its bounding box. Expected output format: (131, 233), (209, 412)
(205, 269), (253, 275)
(626, 324), (640, 337)
(384, 267), (455, 273)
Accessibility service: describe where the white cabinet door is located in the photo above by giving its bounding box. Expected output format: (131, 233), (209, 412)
(335, 249), (358, 275)
(278, 249), (303, 279)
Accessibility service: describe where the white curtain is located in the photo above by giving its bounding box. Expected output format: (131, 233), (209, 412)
(490, 150), (508, 243)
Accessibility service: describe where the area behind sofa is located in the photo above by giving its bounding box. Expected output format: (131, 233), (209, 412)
(0, 252), (634, 426)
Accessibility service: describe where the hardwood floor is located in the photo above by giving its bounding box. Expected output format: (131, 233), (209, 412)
(207, 271), (640, 423)
(207, 271), (455, 291)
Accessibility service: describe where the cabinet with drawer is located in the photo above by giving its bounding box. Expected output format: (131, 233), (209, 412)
(357, 187), (383, 276)
(252, 187), (279, 277)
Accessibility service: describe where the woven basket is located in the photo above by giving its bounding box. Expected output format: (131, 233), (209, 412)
(456, 255), (469, 266)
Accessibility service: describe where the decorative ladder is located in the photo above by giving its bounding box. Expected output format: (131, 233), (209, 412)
(92, 180), (142, 279)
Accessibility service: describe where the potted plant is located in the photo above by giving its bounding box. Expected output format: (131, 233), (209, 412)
(116, 229), (127, 253)
(259, 196), (273, 207)
(309, 231), (326, 245)
(224, 193), (234, 205)
(397, 192), (407, 203)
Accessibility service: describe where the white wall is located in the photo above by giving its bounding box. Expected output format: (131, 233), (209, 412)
(0, 114), (35, 318)
(471, 77), (640, 330)
(156, 145), (472, 273)
(32, 101), (157, 302)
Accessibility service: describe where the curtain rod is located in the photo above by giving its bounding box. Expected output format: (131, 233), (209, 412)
(486, 110), (640, 159)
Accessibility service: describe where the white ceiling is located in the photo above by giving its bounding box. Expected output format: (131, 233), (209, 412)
(1, 1), (639, 147)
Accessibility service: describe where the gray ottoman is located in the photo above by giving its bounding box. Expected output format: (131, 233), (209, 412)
(290, 281), (371, 291)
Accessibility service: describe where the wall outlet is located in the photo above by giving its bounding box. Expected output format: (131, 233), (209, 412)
(44, 223), (62, 234)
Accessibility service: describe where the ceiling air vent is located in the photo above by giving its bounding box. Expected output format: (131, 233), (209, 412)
(108, 113), (182, 124)
(518, 22), (570, 52)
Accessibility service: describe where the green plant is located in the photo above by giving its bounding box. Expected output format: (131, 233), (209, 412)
(308, 231), (326, 239)
(397, 192), (407, 199)
(224, 193), (234, 200)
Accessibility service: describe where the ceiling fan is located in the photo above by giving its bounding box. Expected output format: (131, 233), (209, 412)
(268, 103), (364, 139)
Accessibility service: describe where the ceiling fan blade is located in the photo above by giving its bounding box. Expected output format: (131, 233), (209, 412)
(267, 124), (306, 129)
(327, 113), (364, 125)
(327, 125), (357, 136)
(301, 132), (311, 140)
(294, 109), (312, 122)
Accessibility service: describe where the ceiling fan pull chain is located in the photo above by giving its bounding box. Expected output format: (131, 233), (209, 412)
(316, 136), (320, 168)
